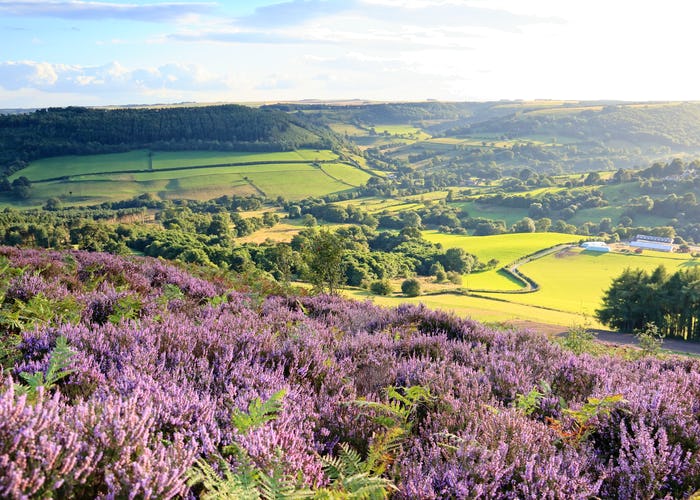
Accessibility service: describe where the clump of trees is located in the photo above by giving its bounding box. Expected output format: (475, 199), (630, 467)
(597, 265), (700, 341)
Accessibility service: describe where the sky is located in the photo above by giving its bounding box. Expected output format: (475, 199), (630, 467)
(0, 0), (698, 107)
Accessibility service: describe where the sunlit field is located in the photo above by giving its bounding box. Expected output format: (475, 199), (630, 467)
(479, 246), (697, 316)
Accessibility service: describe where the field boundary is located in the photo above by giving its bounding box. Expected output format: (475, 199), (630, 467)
(468, 243), (576, 294)
(30, 159), (341, 184)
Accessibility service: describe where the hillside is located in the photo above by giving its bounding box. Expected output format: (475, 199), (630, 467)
(2, 246), (700, 498)
(296, 100), (700, 174)
(0, 105), (340, 176)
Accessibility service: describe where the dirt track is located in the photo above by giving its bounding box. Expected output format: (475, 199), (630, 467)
(508, 320), (700, 356)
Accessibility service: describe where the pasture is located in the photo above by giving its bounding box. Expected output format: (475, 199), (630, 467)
(343, 288), (597, 329)
(11, 149), (339, 182)
(454, 201), (529, 226)
(423, 231), (579, 267)
(423, 231), (580, 291)
(5, 150), (369, 205)
(479, 246), (698, 317)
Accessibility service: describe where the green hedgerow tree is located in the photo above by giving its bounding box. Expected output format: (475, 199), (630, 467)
(370, 280), (393, 296)
(304, 229), (346, 295)
(401, 278), (421, 297)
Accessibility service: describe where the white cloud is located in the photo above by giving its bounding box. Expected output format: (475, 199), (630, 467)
(0, 1), (216, 21)
(0, 60), (230, 93)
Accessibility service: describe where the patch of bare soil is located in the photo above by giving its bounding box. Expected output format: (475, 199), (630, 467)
(554, 248), (576, 258)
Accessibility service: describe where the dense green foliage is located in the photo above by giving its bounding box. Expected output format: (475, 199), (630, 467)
(597, 265), (700, 340)
(0, 105), (340, 176)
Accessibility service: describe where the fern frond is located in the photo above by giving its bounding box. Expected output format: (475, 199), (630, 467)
(232, 388), (288, 434)
(339, 473), (396, 499)
(187, 456), (260, 500)
(45, 335), (75, 385)
(257, 465), (314, 500)
(365, 426), (405, 476)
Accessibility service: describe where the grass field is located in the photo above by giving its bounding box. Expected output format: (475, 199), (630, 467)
(5, 150), (370, 206)
(479, 246), (698, 317)
(343, 288), (597, 328)
(343, 236), (694, 329)
(454, 201), (529, 226)
(423, 231), (579, 265)
(423, 231), (580, 290)
(373, 124), (430, 139)
(11, 149), (340, 182)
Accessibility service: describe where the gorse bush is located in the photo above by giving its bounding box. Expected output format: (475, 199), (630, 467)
(2, 246), (700, 498)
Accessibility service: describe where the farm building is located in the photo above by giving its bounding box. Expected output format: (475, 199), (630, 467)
(581, 241), (610, 252)
(629, 234), (674, 252)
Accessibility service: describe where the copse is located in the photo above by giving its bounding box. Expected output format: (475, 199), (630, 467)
(597, 265), (700, 341)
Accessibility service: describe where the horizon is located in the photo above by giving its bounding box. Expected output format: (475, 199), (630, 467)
(1, 1), (699, 107)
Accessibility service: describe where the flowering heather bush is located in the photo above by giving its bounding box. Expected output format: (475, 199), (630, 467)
(2, 245), (700, 498)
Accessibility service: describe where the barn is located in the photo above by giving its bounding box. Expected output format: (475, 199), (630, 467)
(581, 241), (611, 252)
(629, 234), (674, 252)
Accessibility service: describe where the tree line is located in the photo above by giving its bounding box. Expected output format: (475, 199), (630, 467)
(0, 105), (339, 176)
(597, 265), (700, 341)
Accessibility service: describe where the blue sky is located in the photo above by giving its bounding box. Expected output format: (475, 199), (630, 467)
(0, 0), (698, 107)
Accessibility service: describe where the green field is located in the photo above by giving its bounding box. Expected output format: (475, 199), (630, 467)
(5, 150), (369, 205)
(343, 288), (596, 329)
(345, 236), (696, 329)
(11, 149), (340, 182)
(455, 201), (529, 226)
(479, 247), (698, 317)
(423, 231), (580, 290)
(423, 230), (579, 264)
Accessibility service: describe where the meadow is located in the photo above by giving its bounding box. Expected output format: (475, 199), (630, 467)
(479, 246), (698, 317)
(10, 149), (339, 181)
(422, 231), (580, 290)
(5, 150), (369, 205)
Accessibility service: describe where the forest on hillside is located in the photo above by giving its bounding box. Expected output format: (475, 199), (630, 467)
(0, 105), (339, 176)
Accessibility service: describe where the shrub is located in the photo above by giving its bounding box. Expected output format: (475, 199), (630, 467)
(370, 280), (394, 296)
(635, 322), (665, 357)
(560, 323), (597, 355)
(401, 279), (421, 297)
(446, 271), (463, 285)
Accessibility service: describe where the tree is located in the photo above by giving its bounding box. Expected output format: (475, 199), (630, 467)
(44, 197), (62, 211)
(302, 214), (317, 228)
(303, 229), (346, 295)
(535, 218), (552, 232)
(370, 280), (393, 296)
(584, 171), (601, 185)
(440, 247), (475, 273)
(401, 278), (421, 297)
(512, 217), (536, 233)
